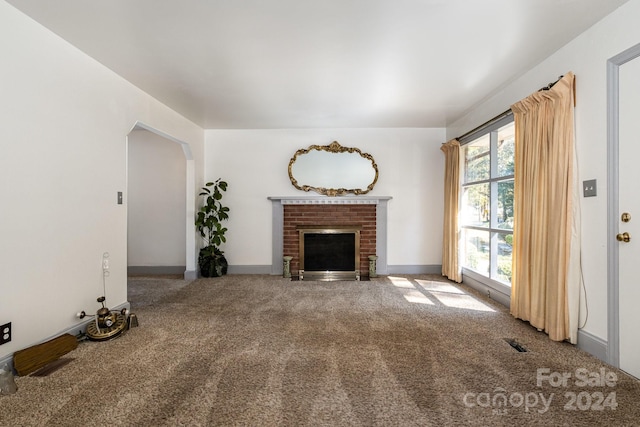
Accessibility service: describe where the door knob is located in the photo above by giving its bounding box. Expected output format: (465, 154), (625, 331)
(617, 232), (631, 242)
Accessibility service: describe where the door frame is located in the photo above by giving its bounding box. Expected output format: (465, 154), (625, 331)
(127, 121), (197, 280)
(607, 42), (640, 368)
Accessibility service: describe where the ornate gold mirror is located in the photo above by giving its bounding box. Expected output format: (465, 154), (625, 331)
(288, 141), (379, 196)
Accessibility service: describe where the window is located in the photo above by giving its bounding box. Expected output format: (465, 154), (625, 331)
(460, 121), (514, 285)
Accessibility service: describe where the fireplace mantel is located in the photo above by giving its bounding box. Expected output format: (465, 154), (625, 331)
(268, 196), (392, 276)
(269, 196), (391, 205)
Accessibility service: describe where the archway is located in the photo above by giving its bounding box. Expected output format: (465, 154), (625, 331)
(126, 122), (196, 279)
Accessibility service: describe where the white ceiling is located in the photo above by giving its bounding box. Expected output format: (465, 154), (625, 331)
(7, 0), (629, 129)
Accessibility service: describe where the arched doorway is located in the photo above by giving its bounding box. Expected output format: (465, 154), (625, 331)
(126, 122), (196, 279)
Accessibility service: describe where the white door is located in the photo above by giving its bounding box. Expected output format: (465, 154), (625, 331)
(618, 54), (640, 380)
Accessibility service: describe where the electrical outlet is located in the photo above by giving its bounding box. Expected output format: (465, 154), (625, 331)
(0, 322), (11, 345)
(583, 179), (597, 197)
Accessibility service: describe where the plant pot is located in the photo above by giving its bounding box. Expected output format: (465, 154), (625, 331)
(198, 246), (228, 277)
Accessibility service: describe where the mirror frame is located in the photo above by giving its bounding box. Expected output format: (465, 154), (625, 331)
(288, 141), (379, 196)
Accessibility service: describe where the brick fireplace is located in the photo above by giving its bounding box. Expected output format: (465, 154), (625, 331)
(268, 196), (392, 277)
(287, 204), (374, 278)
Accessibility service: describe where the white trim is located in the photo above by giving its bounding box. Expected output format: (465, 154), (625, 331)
(128, 122), (197, 280)
(606, 42), (640, 368)
(269, 196), (391, 205)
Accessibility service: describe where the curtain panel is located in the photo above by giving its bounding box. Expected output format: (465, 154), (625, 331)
(441, 139), (462, 283)
(510, 72), (581, 343)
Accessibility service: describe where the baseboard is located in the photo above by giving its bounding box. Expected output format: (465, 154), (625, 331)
(385, 265), (442, 275)
(128, 266), (186, 275)
(577, 329), (608, 363)
(461, 273), (511, 308)
(227, 265), (272, 275)
(184, 270), (198, 280)
(0, 301), (131, 375)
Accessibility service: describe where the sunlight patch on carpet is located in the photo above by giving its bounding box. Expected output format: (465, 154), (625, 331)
(416, 280), (495, 312)
(401, 289), (435, 305)
(430, 292), (496, 312)
(389, 276), (416, 289)
(388, 278), (496, 312)
(416, 280), (465, 294)
(389, 276), (435, 304)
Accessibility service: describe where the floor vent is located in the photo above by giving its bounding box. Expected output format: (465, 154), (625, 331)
(504, 338), (528, 352)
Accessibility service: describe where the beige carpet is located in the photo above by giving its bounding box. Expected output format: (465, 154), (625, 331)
(1, 274), (639, 426)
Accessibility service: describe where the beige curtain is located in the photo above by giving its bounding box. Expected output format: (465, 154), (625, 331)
(510, 72), (580, 343)
(441, 139), (462, 283)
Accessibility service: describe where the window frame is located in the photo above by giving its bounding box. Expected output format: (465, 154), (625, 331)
(459, 114), (514, 297)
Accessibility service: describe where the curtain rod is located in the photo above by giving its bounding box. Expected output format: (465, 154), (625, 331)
(454, 109), (513, 142)
(538, 75), (564, 91)
(454, 75), (566, 142)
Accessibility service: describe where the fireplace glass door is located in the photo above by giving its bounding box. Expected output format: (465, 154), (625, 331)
(298, 226), (361, 281)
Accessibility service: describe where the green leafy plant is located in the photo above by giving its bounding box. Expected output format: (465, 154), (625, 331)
(195, 178), (229, 277)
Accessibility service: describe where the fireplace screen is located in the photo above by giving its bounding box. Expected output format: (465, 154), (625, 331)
(298, 226), (361, 281)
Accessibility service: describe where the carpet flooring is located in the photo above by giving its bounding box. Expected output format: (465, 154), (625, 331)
(1, 274), (639, 426)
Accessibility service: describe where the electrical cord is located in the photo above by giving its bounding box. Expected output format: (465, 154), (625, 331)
(578, 250), (588, 329)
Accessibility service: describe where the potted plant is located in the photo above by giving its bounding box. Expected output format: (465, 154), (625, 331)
(195, 178), (230, 277)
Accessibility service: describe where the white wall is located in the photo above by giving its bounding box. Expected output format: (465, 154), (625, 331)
(0, 1), (204, 361)
(447, 0), (640, 342)
(127, 130), (187, 268)
(204, 128), (446, 270)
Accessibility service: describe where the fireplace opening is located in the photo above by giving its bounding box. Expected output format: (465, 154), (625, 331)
(298, 226), (361, 281)
(304, 234), (355, 271)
